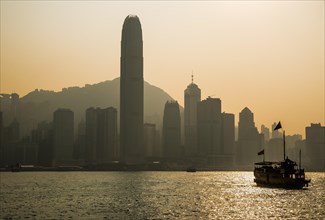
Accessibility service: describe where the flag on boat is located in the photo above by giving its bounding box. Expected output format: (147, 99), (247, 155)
(258, 149), (264, 155)
(274, 121), (282, 131)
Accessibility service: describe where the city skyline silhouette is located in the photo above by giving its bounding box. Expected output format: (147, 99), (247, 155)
(1, 4), (324, 219)
(1, 1), (324, 136)
(1, 1), (324, 134)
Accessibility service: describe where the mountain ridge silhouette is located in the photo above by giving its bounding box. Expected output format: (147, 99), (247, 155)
(19, 77), (181, 132)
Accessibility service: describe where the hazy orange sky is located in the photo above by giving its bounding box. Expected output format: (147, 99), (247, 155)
(1, 1), (324, 136)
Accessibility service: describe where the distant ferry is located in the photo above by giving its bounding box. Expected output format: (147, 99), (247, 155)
(186, 167), (196, 172)
(254, 122), (311, 189)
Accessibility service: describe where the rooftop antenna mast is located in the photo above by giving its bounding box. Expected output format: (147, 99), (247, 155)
(191, 70), (194, 84)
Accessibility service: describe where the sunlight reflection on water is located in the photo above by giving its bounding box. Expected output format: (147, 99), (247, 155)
(0, 172), (324, 219)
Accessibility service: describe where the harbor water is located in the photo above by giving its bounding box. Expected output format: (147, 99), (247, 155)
(1, 172), (324, 219)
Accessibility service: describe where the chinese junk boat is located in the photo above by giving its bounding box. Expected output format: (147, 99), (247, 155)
(254, 122), (311, 189)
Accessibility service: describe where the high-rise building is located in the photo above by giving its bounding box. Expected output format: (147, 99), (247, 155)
(261, 125), (270, 142)
(144, 123), (157, 158)
(237, 107), (261, 166)
(85, 107), (118, 165)
(6, 118), (20, 141)
(32, 121), (53, 167)
(221, 112), (236, 166)
(306, 123), (325, 171)
(184, 76), (201, 157)
(286, 134), (302, 159)
(97, 107), (118, 163)
(53, 109), (74, 166)
(75, 120), (86, 161)
(221, 113), (235, 155)
(197, 97), (222, 156)
(120, 15), (144, 165)
(85, 108), (97, 164)
(162, 101), (181, 161)
(196, 97), (233, 167)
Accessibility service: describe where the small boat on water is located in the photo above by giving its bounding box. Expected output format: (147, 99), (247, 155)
(254, 122), (311, 189)
(186, 167), (197, 172)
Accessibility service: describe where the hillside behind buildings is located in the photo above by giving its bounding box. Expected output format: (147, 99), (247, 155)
(8, 77), (180, 136)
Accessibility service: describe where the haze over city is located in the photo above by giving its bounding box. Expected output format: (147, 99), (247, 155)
(1, 2), (325, 219)
(1, 1), (324, 136)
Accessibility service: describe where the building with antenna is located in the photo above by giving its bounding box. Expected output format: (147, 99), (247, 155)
(184, 74), (201, 158)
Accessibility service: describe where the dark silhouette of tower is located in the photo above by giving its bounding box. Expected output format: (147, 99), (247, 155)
(184, 75), (201, 157)
(306, 123), (325, 171)
(237, 107), (261, 166)
(120, 15), (144, 165)
(197, 97), (222, 156)
(53, 109), (74, 166)
(163, 101), (181, 161)
(221, 112), (235, 166)
(85, 107), (118, 165)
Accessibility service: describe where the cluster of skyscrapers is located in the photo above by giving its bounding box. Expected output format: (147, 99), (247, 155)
(0, 15), (324, 171)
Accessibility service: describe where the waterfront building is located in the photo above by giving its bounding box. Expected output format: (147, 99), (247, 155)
(53, 109), (74, 165)
(306, 123), (325, 171)
(237, 107), (262, 166)
(184, 75), (201, 158)
(32, 121), (53, 166)
(120, 15), (144, 165)
(221, 112), (235, 166)
(144, 123), (159, 159)
(197, 97), (222, 156)
(85, 107), (118, 164)
(162, 101), (181, 161)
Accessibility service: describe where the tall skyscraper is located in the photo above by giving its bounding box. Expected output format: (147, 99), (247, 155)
(53, 109), (74, 166)
(120, 15), (144, 165)
(237, 107), (261, 166)
(97, 107), (118, 163)
(85, 107), (118, 165)
(163, 101), (181, 161)
(306, 123), (325, 171)
(75, 120), (86, 161)
(221, 112), (235, 155)
(220, 112), (236, 167)
(184, 75), (201, 157)
(33, 121), (53, 167)
(197, 97), (222, 156)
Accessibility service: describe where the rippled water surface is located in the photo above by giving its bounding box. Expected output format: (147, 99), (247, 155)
(1, 172), (324, 219)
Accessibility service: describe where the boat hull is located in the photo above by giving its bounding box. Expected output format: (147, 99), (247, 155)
(254, 170), (310, 189)
(254, 178), (309, 189)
